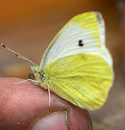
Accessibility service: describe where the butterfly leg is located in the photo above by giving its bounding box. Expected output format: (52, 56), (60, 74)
(28, 79), (40, 84)
(12, 79), (40, 84)
(48, 84), (51, 107)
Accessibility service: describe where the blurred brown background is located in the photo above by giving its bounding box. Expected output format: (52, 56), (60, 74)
(0, 0), (125, 130)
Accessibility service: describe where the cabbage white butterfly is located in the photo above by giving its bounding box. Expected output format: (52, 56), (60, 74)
(1, 12), (114, 110)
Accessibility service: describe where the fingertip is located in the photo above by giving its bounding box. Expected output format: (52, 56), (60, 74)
(0, 77), (92, 130)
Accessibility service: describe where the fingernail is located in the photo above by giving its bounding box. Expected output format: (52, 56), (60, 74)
(30, 111), (68, 130)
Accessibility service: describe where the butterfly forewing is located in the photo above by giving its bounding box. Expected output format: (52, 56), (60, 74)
(39, 12), (112, 71)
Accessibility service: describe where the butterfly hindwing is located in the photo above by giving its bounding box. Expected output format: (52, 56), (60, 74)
(44, 54), (113, 109)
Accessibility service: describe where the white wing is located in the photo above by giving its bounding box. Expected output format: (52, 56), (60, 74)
(39, 12), (113, 72)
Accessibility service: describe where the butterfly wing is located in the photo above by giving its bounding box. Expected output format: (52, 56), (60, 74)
(44, 54), (113, 109)
(37, 12), (114, 109)
(39, 11), (113, 72)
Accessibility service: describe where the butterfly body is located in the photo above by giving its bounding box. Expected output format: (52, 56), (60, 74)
(30, 12), (114, 110)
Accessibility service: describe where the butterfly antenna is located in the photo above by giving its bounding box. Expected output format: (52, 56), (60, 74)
(1, 44), (36, 65)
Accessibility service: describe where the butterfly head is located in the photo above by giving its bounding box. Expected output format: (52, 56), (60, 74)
(29, 65), (46, 85)
(28, 65), (39, 79)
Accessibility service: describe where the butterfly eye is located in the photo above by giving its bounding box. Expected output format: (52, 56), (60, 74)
(28, 73), (35, 79)
(78, 40), (84, 47)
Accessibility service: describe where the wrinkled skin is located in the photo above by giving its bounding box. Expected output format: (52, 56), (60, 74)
(0, 77), (93, 130)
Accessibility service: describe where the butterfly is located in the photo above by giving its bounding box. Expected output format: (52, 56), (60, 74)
(2, 11), (114, 110)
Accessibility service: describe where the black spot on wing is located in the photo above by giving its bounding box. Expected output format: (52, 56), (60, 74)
(78, 40), (84, 47)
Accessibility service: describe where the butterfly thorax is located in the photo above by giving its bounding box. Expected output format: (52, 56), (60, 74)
(30, 65), (49, 89)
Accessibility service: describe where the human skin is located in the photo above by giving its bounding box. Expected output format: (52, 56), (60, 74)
(0, 77), (93, 130)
